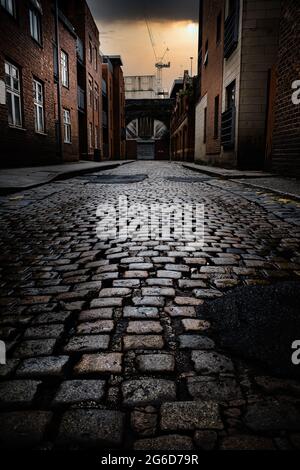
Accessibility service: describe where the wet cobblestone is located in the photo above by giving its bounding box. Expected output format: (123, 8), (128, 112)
(1, 161), (300, 449)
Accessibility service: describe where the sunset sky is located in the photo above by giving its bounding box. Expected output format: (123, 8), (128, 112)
(86, 0), (199, 93)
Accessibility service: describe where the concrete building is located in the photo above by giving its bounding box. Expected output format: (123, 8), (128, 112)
(125, 75), (156, 100)
(0, 0), (79, 166)
(170, 71), (195, 161)
(195, 0), (282, 170)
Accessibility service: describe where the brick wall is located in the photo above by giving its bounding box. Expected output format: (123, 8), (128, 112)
(57, 18), (79, 162)
(0, 0), (57, 167)
(272, 0), (300, 176)
(200, 0), (225, 158)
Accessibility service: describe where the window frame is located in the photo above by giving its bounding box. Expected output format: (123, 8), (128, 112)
(33, 78), (45, 133)
(61, 50), (69, 88)
(5, 60), (23, 128)
(95, 125), (99, 149)
(203, 107), (207, 144)
(214, 95), (220, 139)
(89, 122), (93, 150)
(63, 108), (72, 144)
(1, 0), (15, 17)
(94, 82), (99, 111)
(88, 75), (93, 107)
(29, 7), (42, 45)
(216, 12), (222, 45)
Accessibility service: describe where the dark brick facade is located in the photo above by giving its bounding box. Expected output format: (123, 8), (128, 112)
(170, 71), (196, 161)
(0, 0), (58, 166)
(59, 0), (102, 160)
(199, 0), (224, 157)
(271, 0), (300, 177)
(110, 56), (126, 159)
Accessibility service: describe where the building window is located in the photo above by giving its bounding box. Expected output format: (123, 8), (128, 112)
(1, 0), (15, 16)
(95, 126), (99, 149)
(89, 123), (93, 149)
(226, 80), (236, 110)
(29, 8), (42, 44)
(63, 109), (71, 143)
(94, 47), (98, 71)
(89, 40), (93, 63)
(61, 50), (69, 88)
(214, 95), (220, 139)
(33, 79), (44, 133)
(203, 107), (207, 143)
(216, 12), (222, 44)
(5, 61), (22, 127)
(94, 83), (99, 111)
(204, 40), (208, 67)
(88, 76), (93, 106)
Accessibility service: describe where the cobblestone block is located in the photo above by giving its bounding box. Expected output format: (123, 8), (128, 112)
(0, 380), (41, 407)
(56, 409), (124, 448)
(134, 435), (194, 450)
(0, 411), (53, 448)
(164, 306), (196, 318)
(122, 379), (176, 406)
(123, 335), (164, 350)
(13, 339), (57, 358)
(127, 321), (163, 334)
(53, 380), (106, 405)
(123, 307), (159, 319)
(16, 356), (69, 378)
(63, 335), (110, 353)
(76, 320), (114, 335)
(191, 351), (234, 374)
(74, 353), (123, 375)
(160, 401), (223, 431)
(137, 354), (175, 372)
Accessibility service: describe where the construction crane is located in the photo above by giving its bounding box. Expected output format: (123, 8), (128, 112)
(145, 16), (170, 98)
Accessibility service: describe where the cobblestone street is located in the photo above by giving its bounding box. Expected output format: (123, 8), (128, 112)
(1, 161), (300, 450)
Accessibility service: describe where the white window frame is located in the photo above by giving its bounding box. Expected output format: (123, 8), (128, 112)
(63, 109), (71, 143)
(1, 0), (15, 16)
(33, 79), (44, 133)
(5, 61), (22, 127)
(29, 8), (42, 44)
(61, 50), (69, 88)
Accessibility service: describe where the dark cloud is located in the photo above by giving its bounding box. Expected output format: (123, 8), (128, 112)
(87, 0), (199, 23)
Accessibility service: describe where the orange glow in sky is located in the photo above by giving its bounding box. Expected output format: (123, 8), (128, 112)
(97, 20), (199, 93)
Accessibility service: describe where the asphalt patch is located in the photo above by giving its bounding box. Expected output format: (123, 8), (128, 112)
(80, 174), (148, 184)
(197, 282), (300, 378)
(165, 177), (212, 183)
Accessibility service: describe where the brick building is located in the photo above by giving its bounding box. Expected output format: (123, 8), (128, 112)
(0, 0), (127, 167)
(109, 56), (126, 159)
(58, 0), (102, 160)
(102, 56), (114, 160)
(0, 0), (79, 166)
(195, 0), (282, 170)
(271, 0), (300, 176)
(170, 71), (195, 161)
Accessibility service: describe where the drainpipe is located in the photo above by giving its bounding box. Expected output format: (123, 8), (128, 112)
(54, 0), (63, 162)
